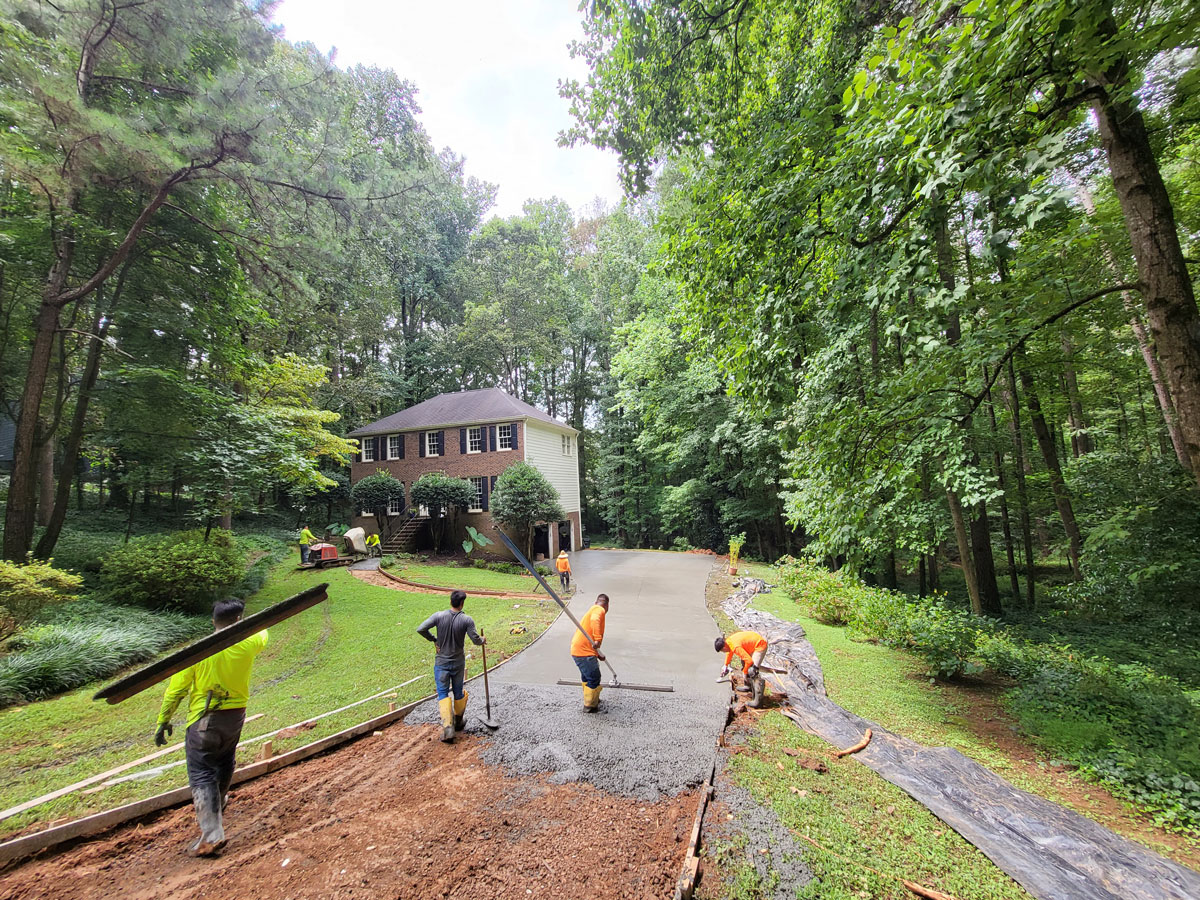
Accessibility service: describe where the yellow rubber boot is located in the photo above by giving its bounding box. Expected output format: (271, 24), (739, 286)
(583, 685), (601, 712)
(453, 693), (469, 731)
(438, 698), (455, 742)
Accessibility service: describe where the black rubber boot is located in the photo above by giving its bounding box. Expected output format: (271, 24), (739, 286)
(747, 677), (765, 709)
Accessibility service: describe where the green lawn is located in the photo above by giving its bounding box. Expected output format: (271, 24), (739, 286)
(0, 563), (558, 838)
(386, 562), (545, 593)
(711, 714), (1032, 900)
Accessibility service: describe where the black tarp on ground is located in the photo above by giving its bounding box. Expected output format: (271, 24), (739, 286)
(723, 589), (1200, 900)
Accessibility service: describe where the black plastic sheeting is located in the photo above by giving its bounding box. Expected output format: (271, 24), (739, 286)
(723, 590), (1200, 900)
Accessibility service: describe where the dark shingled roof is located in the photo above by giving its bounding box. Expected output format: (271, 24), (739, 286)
(348, 388), (576, 437)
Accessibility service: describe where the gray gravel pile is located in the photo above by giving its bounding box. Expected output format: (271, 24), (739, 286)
(704, 775), (812, 900)
(404, 680), (728, 800)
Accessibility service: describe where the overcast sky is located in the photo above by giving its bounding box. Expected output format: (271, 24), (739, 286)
(272, 0), (624, 220)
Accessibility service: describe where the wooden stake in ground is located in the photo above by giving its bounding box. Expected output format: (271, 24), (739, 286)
(792, 831), (961, 900)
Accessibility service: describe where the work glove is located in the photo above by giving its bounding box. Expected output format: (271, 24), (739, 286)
(720, 665), (730, 677)
(746, 665), (759, 679)
(154, 722), (173, 746)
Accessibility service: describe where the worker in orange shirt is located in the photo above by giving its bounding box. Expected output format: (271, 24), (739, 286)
(555, 550), (572, 592)
(715, 630), (769, 708)
(570, 593), (609, 712)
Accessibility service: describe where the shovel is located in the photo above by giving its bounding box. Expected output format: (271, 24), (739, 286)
(479, 628), (500, 730)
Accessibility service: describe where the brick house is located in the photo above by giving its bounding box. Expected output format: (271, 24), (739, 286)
(347, 388), (582, 559)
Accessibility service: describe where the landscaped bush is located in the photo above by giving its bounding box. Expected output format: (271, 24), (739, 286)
(0, 602), (207, 706)
(99, 530), (247, 612)
(0, 559), (83, 638)
(379, 554), (397, 570)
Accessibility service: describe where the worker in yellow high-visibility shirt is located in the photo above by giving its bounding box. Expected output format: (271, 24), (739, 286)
(155, 599), (269, 857)
(365, 532), (381, 557)
(715, 630), (769, 708)
(570, 593), (609, 712)
(298, 524), (317, 565)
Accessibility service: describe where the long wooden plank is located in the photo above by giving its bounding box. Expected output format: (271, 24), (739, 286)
(0, 714), (265, 824)
(93, 584), (329, 704)
(0, 693), (429, 866)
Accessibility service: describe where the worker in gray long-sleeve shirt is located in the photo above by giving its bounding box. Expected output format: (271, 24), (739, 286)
(416, 589), (485, 743)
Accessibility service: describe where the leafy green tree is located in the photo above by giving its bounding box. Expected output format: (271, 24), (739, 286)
(490, 462), (566, 560)
(349, 472), (406, 515)
(410, 473), (476, 552)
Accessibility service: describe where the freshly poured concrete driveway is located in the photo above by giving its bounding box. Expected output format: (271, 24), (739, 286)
(494, 549), (727, 693)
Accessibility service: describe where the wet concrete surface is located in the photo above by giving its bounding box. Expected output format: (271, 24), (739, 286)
(406, 550), (731, 798)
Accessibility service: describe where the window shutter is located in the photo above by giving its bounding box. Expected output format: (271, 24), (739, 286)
(356, 439), (363, 463)
(460, 427), (467, 454)
(489, 475), (497, 492)
(510, 423), (519, 451)
(374, 436), (383, 461)
(418, 431), (426, 458)
(481, 478), (489, 512)
(398, 433), (405, 460)
(437, 430), (445, 456)
(489, 425), (497, 452)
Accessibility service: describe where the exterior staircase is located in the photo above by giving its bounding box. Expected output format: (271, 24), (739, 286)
(381, 515), (423, 554)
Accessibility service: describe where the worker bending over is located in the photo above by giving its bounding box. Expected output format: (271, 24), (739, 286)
(155, 599), (269, 857)
(555, 550), (572, 591)
(365, 532), (381, 557)
(417, 589), (484, 742)
(715, 630), (768, 708)
(571, 593), (609, 712)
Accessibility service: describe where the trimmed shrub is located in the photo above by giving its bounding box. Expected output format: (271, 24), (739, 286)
(100, 530), (247, 612)
(0, 602), (207, 706)
(349, 471), (405, 513)
(0, 559), (83, 638)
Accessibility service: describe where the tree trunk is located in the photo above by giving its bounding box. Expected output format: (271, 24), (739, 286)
(987, 382), (1022, 606)
(947, 488), (982, 615)
(1061, 339), (1091, 456)
(1004, 362), (1037, 608)
(5, 294), (68, 559)
(1018, 356), (1084, 580)
(37, 431), (56, 528)
(1092, 53), (1200, 483)
(970, 502), (1003, 616)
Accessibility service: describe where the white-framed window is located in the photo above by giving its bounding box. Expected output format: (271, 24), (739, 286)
(562, 435), (573, 456)
(468, 477), (484, 513)
(387, 496), (404, 516)
(498, 423), (513, 451)
(561, 435), (567, 454)
(468, 425), (483, 454)
(418, 504), (430, 518)
(360, 507), (374, 518)
(388, 434), (402, 459)
(426, 432), (439, 457)
(361, 439), (375, 463)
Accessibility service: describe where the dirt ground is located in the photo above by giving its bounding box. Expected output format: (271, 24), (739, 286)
(0, 722), (697, 900)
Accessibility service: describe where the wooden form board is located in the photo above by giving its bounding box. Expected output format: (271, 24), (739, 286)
(0, 694), (425, 866)
(93, 584), (329, 704)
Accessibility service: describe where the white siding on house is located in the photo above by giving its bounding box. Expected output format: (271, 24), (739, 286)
(522, 420), (581, 513)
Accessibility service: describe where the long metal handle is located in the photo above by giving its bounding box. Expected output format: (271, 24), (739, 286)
(493, 530), (620, 685)
(480, 628), (493, 718)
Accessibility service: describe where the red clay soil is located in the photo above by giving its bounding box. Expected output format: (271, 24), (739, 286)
(0, 723), (696, 900)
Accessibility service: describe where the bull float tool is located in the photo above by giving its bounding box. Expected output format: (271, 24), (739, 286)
(493, 531), (672, 693)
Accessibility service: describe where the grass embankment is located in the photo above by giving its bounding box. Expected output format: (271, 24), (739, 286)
(0, 563), (556, 839)
(710, 714), (1032, 900)
(709, 562), (1197, 873)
